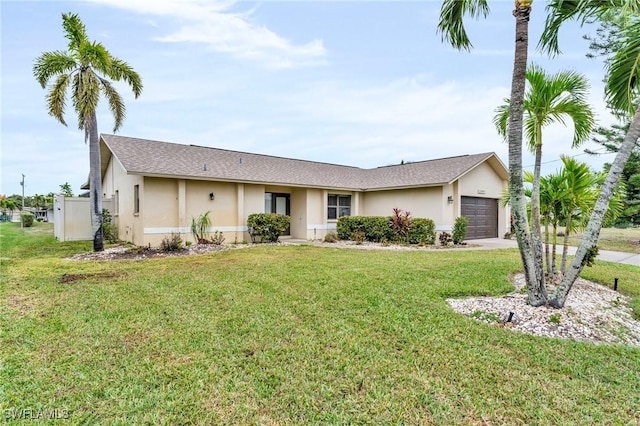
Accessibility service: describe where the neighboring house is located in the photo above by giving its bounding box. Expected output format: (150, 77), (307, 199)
(98, 134), (510, 246)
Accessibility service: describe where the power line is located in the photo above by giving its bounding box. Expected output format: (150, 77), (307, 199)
(523, 147), (613, 170)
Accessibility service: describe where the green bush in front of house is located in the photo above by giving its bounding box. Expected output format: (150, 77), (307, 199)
(408, 217), (436, 245)
(337, 216), (393, 242)
(102, 209), (118, 243)
(20, 212), (34, 227)
(452, 216), (469, 245)
(337, 214), (435, 245)
(247, 213), (290, 243)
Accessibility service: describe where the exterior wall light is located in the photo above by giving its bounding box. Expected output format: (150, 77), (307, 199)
(447, 195), (454, 204)
(209, 192), (215, 201)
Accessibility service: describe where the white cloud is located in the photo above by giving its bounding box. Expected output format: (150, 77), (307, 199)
(88, 0), (326, 69)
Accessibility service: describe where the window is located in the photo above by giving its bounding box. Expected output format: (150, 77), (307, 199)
(328, 194), (351, 219)
(133, 185), (140, 214)
(114, 190), (119, 215)
(265, 192), (290, 215)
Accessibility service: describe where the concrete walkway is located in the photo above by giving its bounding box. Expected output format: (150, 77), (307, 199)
(471, 238), (639, 267)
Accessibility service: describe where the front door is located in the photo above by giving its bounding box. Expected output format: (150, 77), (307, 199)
(265, 192), (291, 235)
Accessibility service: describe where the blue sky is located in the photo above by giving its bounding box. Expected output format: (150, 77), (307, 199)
(1, 0), (619, 197)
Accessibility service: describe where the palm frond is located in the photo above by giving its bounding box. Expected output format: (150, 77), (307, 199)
(72, 70), (100, 136)
(99, 77), (126, 132)
(437, 0), (490, 51)
(523, 114), (539, 152)
(108, 57), (143, 98)
(62, 12), (88, 52)
(78, 41), (111, 70)
(514, 63), (596, 151)
(33, 51), (77, 87)
(492, 101), (510, 140)
(547, 99), (596, 146)
(539, 0), (621, 55)
(606, 19), (640, 115)
(46, 74), (70, 126)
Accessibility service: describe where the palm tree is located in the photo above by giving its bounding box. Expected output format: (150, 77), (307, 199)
(554, 157), (599, 275)
(541, 172), (567, 276)
(33, 13), (142, 251)
(504, 170), (563, 277)
(494, 64), (595, 287)
(438, 0), (546, 306)
(439, 0), (639, 308)
(539, 2), (640, 307)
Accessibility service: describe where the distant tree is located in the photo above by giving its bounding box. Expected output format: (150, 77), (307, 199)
(583, 13), (640, 226)
(587, 123), (640, 226)
(34, 13), (142, 251)
(0, 195), (18, 219)
(7, 195), (23, 210)
(59, 182), (74, 197)
(31, 194), (48, 210)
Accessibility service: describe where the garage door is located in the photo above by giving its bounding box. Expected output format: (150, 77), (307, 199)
(461, 197), (498, 239)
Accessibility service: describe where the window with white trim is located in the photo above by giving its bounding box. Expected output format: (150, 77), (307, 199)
(133, 185), (140, 214)
(328, 194), (351, 219)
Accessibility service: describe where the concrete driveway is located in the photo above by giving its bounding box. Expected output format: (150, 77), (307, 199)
(471, 238), (640, 267)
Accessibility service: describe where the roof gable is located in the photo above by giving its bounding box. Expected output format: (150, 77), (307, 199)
(101, 134), (507, 190)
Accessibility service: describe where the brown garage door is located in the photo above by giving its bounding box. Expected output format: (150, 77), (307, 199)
(461, 197), (498, 239)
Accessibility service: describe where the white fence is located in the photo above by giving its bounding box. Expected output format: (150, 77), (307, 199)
(53, 195), (112, 241)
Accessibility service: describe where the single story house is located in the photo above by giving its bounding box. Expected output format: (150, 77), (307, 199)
(98, 134), (510, 246)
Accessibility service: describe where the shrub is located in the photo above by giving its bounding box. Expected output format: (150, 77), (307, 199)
(102, 209), (118, 243)
(210, 230), (225, 245)
(324, 231), (338, 243)
(365, 217), (393, 242)
(408, 218), (436, 245)
(353, 230), (365, 245)
(160, 232), (183, 251)
(452, 216), (468, 245)
(337, 216), (393, 242)
(247, 213), (290, 243)
(20, 212), (34, 227)
(191, 211), (212, 244)
(439, 231), (453, 246)
(337, 215), (365, 240)
(390, 208), (411, 243)
(338, 214), (437, 245)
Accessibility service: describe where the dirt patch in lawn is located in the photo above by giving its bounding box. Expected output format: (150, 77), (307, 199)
(68, 244), (228, 261)
(58, 271), (125, 284)
(5, 293), (41, 318)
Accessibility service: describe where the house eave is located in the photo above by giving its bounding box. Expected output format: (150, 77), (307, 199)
(127, 171), (363, 192)
(363, 182), (448, 192)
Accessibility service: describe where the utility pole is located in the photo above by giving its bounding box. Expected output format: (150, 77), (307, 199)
(20, 174), (25, 230)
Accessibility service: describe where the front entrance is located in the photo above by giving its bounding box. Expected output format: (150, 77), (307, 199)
(265, 192), (290, 235)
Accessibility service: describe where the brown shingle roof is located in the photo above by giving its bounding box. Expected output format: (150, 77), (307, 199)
(101, 134), (506, 190)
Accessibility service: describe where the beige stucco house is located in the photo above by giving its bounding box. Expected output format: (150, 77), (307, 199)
(99, 134), (510, 246)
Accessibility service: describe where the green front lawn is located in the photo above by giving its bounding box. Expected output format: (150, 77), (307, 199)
(567, 226), (640, 253)
(1, 222), (639, 424)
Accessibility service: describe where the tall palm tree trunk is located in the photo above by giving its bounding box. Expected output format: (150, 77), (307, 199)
(544, 221), (551, 275)
(88, 112), (104, 252)
(551, 107), (640, 307)
(551, 222), (558, 276)
(559, 214), (572, 274)
(509, 3), (546, 306)
(530, 134), (546, 292)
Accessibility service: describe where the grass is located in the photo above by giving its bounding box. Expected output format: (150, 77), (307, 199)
(1, 222), (639, 424)
(566, 226), (640, 253)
